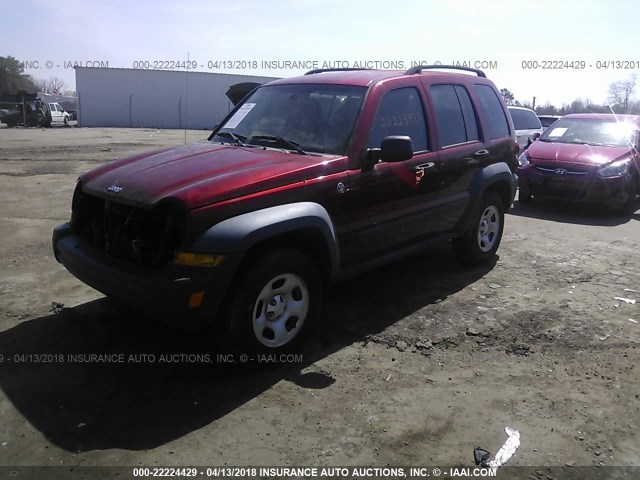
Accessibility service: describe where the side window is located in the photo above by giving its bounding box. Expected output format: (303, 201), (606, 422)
(429, 84), (479, 147)
(369, 87), (428, 152)
(510, 109), (542, 130)
(473, 85), (510, 139)
(455, 85), (479, 142)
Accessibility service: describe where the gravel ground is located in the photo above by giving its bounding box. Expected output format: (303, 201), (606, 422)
(0, 126), (638, 478)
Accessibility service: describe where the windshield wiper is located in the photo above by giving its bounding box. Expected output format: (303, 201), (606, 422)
(567, 141), (605, 146)
(249, 135), (308, 155)
(537, 138), (554, 142)
(215, 131), (247, 147)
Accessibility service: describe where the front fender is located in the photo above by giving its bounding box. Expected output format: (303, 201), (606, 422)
(188, 202), (340, 277)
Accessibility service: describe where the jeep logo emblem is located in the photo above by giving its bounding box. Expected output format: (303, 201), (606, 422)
(107, 184), (123, 193)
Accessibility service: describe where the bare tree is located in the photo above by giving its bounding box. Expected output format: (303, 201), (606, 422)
(570, 98), (585, 113)
(48, 76), (65, 94)
(33, 76), (67, 94)
(608, 75), (636, 113)
(34, 78), (48, 92)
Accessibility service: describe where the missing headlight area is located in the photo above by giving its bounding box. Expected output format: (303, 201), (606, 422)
(72, 187), (186, 268)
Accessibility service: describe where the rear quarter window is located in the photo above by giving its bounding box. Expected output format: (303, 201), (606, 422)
(473, 85), (510, 139)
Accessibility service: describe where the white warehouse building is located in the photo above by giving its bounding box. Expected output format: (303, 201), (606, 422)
(75, 67), (280, 130)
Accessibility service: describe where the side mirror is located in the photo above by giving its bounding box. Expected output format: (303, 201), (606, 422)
(380, 136), (414, 162)
(524, 132), (541, 151)
(362, 136), (413, 171)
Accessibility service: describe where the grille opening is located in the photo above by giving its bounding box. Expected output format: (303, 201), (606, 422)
(72, 188), (187, 268)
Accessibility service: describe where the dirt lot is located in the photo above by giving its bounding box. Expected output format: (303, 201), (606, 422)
(0, 126), (639, 476)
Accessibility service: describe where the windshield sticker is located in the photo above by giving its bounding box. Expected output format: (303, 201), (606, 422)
(548, 127), (568, 137)
(224, 103), (256, 129)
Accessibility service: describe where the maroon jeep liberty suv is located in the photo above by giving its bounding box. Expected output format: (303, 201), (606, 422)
(53, 65), (518, 352)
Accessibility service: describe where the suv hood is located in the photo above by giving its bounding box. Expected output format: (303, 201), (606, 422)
(81, 142), (342, 209)
(527, 141), (631, 166)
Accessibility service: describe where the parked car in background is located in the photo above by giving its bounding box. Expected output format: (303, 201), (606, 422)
(508, 106), (544, 153)
(517, 113), (640, 214)
(537, 114), (561, 129)
(53, 65), (518, 353)
(0, 98), (73, 127)
(1, 99), (48, 127)
(47, 102), (72, 126)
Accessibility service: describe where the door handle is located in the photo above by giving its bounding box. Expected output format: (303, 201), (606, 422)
(415, 162), (435, 171)
(474, 149), (490, 156)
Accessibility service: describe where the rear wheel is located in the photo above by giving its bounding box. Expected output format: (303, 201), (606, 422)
(225, 249), (322, 353)
(453, 192), (505, 266)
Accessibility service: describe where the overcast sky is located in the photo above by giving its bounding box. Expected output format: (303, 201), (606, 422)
(2, 0), (638, 107)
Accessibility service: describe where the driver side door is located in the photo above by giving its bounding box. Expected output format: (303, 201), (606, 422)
(343, 85), (442, 265)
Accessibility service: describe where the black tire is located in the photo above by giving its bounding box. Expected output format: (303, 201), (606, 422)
(225, 249), (322, 353)
(453, 192), (505, 266)
(518, 189), (532, 203)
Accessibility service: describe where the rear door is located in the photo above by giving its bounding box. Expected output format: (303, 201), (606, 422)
(422, 83), (485, 231)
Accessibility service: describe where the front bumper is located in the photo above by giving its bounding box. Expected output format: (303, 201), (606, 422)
(52, 223), (242, 328)
(517, 166), (633, 207)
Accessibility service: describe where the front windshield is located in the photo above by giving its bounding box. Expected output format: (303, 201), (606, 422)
(212, 84), (366, 155)
(539, 117), (637, 147)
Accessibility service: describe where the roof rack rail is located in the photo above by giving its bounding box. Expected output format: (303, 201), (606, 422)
(405, 64), (486, 77)
(304, 68), (373, 75)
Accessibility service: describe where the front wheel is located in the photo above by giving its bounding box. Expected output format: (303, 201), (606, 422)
(518, 189), (532, 203)
(615, 180), (638, 215)
(225, 249), (322, 353)
(453, 192), (505, 266)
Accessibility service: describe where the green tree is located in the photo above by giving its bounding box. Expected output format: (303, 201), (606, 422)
(0, 56), (37, 96)
(500, 88), (515, 105)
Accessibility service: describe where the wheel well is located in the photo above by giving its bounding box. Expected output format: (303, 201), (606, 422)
(484, 180), (513, 211)
(233, 228), (333, 285)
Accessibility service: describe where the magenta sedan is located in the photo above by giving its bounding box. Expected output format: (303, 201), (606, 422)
(517, 113), (640, 214)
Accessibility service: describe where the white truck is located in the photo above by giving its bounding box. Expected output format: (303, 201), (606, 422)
(47, 102), (72, 126)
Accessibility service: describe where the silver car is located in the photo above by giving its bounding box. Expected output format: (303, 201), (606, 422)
(508, 106), (544, 152)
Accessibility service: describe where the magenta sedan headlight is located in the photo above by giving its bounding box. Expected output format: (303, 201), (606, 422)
(518, 152), (530, 167)
(596, 158), (631, 178)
